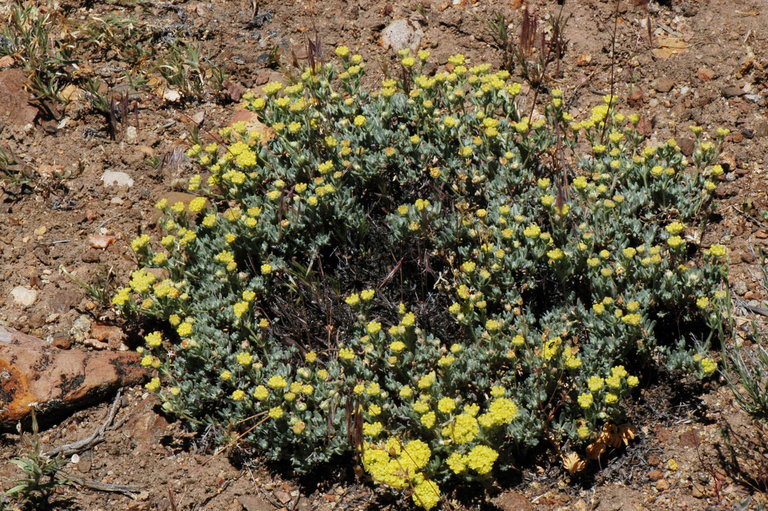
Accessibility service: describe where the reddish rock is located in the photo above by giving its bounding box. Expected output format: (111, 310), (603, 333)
(90, 323), (125, 349)
(679, 427), (701, 448)
(648, 469), (664, 482)
(696, 67), (716, 81)
(628, 89), (644, 107)
(0, 69), (38, 125)
(494, 490), (534, 511)
(229, 107), (275, 143)
(678, 136), (695, 157)
(653, 77), (675, 93)
(722, 85), (744, 98)
(52, 335), (72, 350)
(0, 326), (145, 426)
(123, 395), (171, 450)
(238, 495), (276, 511)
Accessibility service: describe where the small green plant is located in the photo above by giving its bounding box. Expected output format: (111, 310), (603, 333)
(716, 419), (768, 494)
(77, 13), (153, 66)
(63, 265), (118, 312)
(157, 41), (226, 101)
(115, 49), (730, 508)
(723, 251), (768, 421)
(3, 409), (67, 509)
(0, 145), (33, 196)
(725, 334), (768, 421)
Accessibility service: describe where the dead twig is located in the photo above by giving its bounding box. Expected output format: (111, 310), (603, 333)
(732, 205), (768, 230)
(733, 295), (768, 318)
(59, 471), (140, 496)
(168, 487), (179, 511)
(44, 390), (122, 458)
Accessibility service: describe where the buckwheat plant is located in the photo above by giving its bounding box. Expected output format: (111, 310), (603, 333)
(115, 48), (729, 509)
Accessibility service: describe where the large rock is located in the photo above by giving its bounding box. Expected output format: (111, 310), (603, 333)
(101, 170), (134, 187)
(0, 326), (146, 426)
(381, 19), (424, 53)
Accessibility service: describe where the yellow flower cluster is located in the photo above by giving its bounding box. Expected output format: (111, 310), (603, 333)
(362, 439), (440, 509)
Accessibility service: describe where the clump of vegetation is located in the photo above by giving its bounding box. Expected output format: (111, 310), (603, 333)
(0, 0), (227, 115)
(726, 334), (768, 421)
(718, 255), (768, 496)
(487, 5), (569, 89)
(114, 49), (729, 508)
(0, 1), (74, 107)
(3, 410), (67, 510)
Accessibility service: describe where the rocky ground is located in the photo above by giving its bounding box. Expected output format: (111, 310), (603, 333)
(2, 0), (768, 509)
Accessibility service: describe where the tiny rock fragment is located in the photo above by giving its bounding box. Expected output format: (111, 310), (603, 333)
(191, 111), (206, 125)
(678, 137), (695, 157)
(224, 81), (246, 102)
(60, 84), (84, 102)
(628, 90), (644, 107)
(275, 490), (292, 504)
(82, 338), (109, 350)
(52, 335), (72, 349)
(70, 315), (92, 343)
(88, 234), (116, 249)
(648, 469), (664, 482)
(0, 55), (14, 68)
(11, 286), (38, 307)
(493, 490), (534, 511)
(575, 53), (592, 66)
(653, 77), (675, 93)
(163, 88), (182, 103)
(38, 164), (64, 178)
(652, 37), (688, 59)
(124, 125), (138, 142)
(696, 67), (716, 81)
(136, 145), (154, 157)
(89, 323), (125, 349)
(722, 85), (745, 98)
(237, 495), (275, 511)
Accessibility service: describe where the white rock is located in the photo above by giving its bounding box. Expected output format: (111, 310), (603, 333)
(10, 286), (37, 307)
(125, 126), (138, 142)
(163, 89), (181, 102)
(381, 19), (423, 53)
(70, 315), (91, 343)
(101, 170), (134, 187)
